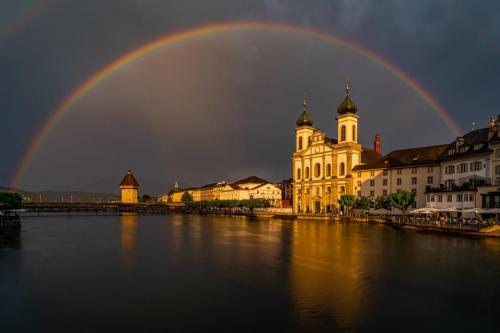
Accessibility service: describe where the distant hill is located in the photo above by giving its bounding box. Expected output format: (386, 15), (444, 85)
(0, 187), (119, 203)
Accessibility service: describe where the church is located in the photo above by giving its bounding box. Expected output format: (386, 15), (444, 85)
(292, 79), (381, 214)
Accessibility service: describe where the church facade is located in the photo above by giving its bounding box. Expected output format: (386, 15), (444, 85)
(292, 82), (381, 214)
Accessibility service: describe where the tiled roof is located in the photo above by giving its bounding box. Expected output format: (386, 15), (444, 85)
(325, 137), (338, 145)
(232, 176), (270, 185)
(361, 148), (382, 165)
(438, 128), (491, 161)
(119, 170), (139, 187)
(353, 144), (448, 171)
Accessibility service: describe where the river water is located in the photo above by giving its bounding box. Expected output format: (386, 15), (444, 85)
(1, 214), (499, 332)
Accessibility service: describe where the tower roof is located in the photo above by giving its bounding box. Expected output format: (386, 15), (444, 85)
(120, 170), (139, 187)
(337, 76), (358, 115)
(296, 111), (314, 127)
(296, 91), (314, 127)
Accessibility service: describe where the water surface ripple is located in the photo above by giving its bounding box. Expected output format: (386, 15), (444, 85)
(1, 215), (499, 332)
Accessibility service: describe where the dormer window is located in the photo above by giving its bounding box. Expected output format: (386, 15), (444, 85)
(474, 143), (484, 151)
(459, 146), (470, 153)
(448, 149), (456, 155)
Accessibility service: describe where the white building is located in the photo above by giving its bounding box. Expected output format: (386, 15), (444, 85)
(354, 145), (446, 208)
(219, 176), (282, 206)
(426, 126), (492, 210)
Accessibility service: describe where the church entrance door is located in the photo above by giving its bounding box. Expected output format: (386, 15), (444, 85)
(314, 201), (321, 213)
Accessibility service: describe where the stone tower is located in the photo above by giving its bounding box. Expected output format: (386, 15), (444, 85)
(120, 170), (140, 204)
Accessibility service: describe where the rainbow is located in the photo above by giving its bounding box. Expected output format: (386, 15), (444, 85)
(11, 21), (463, 187)
(0, 0), (52, 43)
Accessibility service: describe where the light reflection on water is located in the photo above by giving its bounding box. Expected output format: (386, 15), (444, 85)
(1, 215), (499, 332)
(120, 213), (138, 271)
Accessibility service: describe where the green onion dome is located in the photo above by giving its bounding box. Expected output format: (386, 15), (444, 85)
(337, 95), (358, 115)
(296, 111), (313, 127)
(297, 91), (314, 127)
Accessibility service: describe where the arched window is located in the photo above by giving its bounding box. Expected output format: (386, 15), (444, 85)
(340, 162), (346, 176)
(314, 163), (321, 178)
(341, 125), (346, 141)
(352, 125), (356, 142)
(297, 168), (301, 180)
(326, 164), (331, 177)
(305, 167), (310, 179)
(308, 136), (312, 147)
(298, 137), (303, 150)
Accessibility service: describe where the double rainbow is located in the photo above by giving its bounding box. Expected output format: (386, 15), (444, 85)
(11, 21), (463, 187)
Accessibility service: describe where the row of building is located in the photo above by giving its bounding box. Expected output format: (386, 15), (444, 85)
(120, 78), (499, 214)
(291, 79), (500, 214)
(119, 173), (284, 206)
(165, 176), (283, 205)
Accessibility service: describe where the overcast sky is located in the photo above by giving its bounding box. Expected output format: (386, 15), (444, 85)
(1, 0), (499, 194)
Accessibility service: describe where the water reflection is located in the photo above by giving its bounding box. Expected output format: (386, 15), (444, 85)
(3, 216), (499, 332)
(121, 213), (138, 271)
(290, 222), (368, 331)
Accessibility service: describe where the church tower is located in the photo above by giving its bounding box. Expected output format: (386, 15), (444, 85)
(335, 77), (362, 195)
(120, 170), (140, 204)
(295, 91), (314, 152)
(336, 77), (359, 144)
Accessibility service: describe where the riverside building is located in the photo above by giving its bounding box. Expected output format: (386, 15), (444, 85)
(291, 78), (499, 214)
(291, 80), (381, 214)
(426, 127), (492, 210)
(167, 176), (282, 206)
(353, 145), (446, 209)
(119, 170), (140, 204)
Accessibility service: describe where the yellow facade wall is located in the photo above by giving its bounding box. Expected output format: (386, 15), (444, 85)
(121, 187), (138, 204)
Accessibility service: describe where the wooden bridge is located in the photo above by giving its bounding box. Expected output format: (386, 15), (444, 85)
(21, 203), (184, 216)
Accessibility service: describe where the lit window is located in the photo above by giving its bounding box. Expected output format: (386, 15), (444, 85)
(314, 163), (321, 178)
(340, 163), (346, 176)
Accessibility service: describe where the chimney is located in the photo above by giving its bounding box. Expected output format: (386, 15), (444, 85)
(374, 133), (381, 154)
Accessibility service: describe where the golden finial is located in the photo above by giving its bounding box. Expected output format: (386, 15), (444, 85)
(303, 91), (309, 112)
(345, 75), (350, 95)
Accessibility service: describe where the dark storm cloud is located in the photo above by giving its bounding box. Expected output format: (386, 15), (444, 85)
(0, 0), (499, 192)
